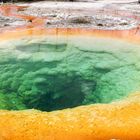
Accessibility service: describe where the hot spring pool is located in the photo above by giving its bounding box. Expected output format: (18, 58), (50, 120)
(0, 30), (140, 111)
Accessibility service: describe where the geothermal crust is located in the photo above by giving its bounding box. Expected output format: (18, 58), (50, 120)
(0, 93), (140, 140)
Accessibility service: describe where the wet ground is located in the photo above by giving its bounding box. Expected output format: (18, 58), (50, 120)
(0, 0), (140, 30)
(0, 15), (27, 28)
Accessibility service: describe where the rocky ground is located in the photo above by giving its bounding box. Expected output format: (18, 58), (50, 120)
(0, 15), (27, 28)
(0, 0), (140, 29)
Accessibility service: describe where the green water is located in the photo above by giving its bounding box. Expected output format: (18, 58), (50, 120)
(0, 36), (140, 111)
